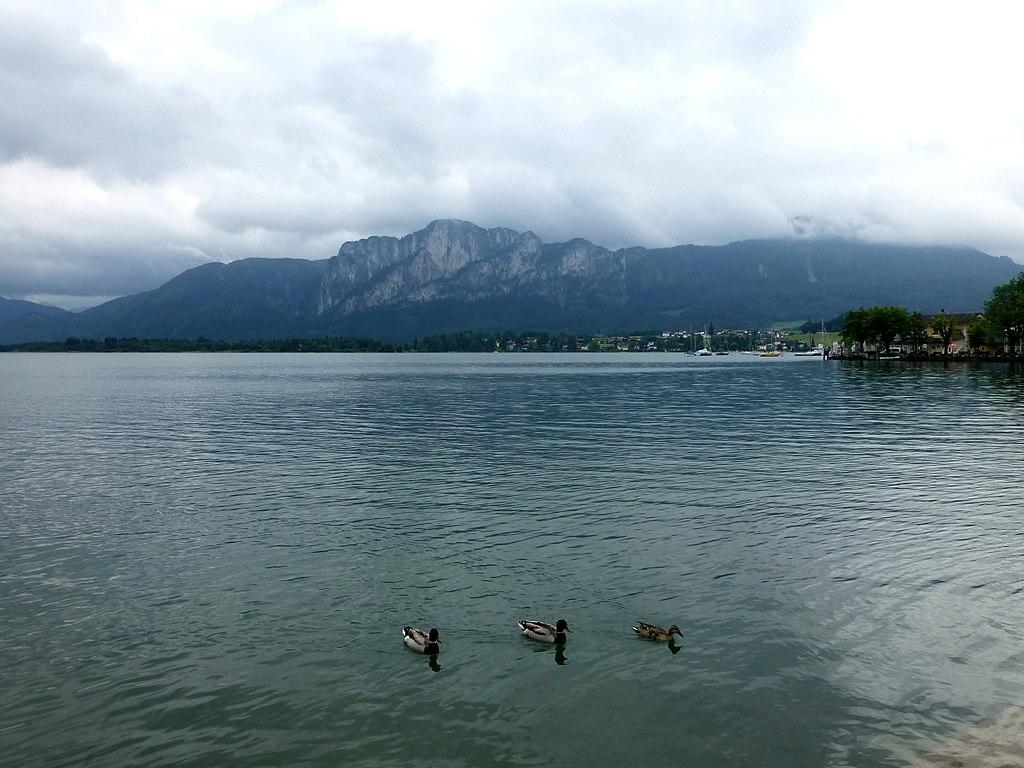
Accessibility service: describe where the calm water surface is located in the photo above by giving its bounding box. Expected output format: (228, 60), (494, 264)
(2, 353), (1023, 767)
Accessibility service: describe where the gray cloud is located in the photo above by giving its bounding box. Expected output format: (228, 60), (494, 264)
(0, 229), (210, 299)
(0, 0), (1022, 308)
(0, 14), (210, 180)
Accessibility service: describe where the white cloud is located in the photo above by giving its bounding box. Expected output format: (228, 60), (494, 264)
(1, 0), (1022, 306)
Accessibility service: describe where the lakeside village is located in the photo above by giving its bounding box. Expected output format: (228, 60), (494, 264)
(478, 328), (817, 354)
(421, 313), (1006, 359)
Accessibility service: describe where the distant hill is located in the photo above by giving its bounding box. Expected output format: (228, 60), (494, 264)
(71, 258), (329, 341)
(0, 296), (76, 343)
(2, 219), (1021, 343)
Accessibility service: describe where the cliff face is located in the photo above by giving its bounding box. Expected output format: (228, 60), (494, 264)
(2, 219), (1021, 343)
(314, 219), (627, 317)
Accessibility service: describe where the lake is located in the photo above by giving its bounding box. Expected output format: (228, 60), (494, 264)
(2, 353), (1023, 767)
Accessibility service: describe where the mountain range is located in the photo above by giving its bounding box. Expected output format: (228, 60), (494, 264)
(2, 219), (1021, 344)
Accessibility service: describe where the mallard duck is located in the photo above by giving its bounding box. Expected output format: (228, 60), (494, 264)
(403, 626), (442, 654)
(632, 622), (683, 642)
(518, 619), (570, 644)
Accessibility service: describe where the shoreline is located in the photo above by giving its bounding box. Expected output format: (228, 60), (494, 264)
(2, 345), (1022, 363)
(832, 354), (1023, 364)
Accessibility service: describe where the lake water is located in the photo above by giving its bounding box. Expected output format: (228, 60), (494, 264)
(2, 353), (1024, 768)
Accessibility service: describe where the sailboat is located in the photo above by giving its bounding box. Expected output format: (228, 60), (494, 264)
(794, 319), (827, 357)
(696, 326), (713, 356)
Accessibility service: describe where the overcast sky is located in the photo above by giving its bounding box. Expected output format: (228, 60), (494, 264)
(1, 1), (1023, 308)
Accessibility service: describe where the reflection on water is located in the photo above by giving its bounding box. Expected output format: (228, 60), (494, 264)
(1, 353), (1023, 767)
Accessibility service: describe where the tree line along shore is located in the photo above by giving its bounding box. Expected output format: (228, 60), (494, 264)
(837, 273), (1024, 360)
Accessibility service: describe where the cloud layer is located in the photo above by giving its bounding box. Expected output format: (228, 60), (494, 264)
(2, 0), (1023, 306)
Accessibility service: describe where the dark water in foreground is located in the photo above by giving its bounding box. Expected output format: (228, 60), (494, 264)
(2, 353), (1023, 768)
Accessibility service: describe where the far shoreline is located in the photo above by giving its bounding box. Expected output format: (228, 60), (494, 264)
(3, 346), (1022, 365)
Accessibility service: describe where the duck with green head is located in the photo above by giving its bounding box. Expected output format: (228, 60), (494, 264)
(403, 626), (442, 654)
(518, 619), (570, 644)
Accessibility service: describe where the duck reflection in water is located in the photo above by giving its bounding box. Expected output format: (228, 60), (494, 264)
(527, 642), (568, 665)
(428, 654), (442, 672)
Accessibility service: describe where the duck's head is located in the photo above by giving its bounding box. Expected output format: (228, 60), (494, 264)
(428, 627), (443, 644)
(668, 625), (683, 637)
(555, 619), (570, 633)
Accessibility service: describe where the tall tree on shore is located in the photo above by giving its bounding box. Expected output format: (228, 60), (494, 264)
(842, 308), (870, 354)
(905, 312), (928, 355)
(984, 273), (1024, 356)
(867, 306), (910, 357)
(931, 311), (959, 361)
(966, 316), (989, 355)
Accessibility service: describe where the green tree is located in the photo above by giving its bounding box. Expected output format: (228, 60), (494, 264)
(931, 311), (959, 361)
(842, 308), (870, 354)
(866, 306), (910, 357)
(984, 273), (1024, 356)
(905, 311), (928, 356)
(966, 316), (989, 355)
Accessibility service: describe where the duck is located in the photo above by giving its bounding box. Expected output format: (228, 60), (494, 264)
(403, 626), (442, 654)
(518, 619), (570, 644)
(632, 622), (683, 642)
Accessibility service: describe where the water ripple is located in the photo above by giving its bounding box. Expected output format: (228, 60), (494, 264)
(1, 354), (1023, 767)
